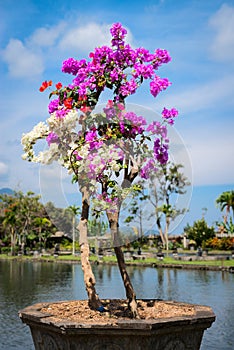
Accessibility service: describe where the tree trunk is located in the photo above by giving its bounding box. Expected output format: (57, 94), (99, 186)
(107, 210), (139, 318)
(156, 217), (166, 248)
(11, 228), (17, 256)
(72, 216), (76, 256)
(165, 216), (170, 257)
(78, 187), (102, 310)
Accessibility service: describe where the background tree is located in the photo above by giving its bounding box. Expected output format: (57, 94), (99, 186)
(45, 202), (75, 236)
(222, 217), (234, 235)
(124, 185), (149, 239)
(14, 191), (44, 250)
(184, 218), (215, 248)
(33, 217), (52, 250)
(149, 162), (190, 253)
(216, 190), (234, 224)
(0, 191), (46, 254)
(1, 196), (19, 255)
(88, 213), (109, 239)
(0, 191), (71, 253)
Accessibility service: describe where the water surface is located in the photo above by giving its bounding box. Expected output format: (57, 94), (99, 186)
(0, 259), (233, 349)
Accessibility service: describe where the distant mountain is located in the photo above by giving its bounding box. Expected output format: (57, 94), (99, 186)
(0, 188), (14, 195)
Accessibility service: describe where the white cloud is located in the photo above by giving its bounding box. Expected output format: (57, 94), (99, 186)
(209, 4), (234, 61)
(28, 22), (66, 47)
(59, 22), (133, 53)
(2, 21), (134, 80)
(2, 39), (44, 78)
(0, 161), (8, 175)
(59, 22), (112, 52)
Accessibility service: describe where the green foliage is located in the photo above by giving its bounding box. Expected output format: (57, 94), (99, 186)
(0, 191), (49, 254)
(184, 218), (215, 247)
(0, 191), (80, 254)
(45, 202), (76, 236)
(88, 217), (108, 236)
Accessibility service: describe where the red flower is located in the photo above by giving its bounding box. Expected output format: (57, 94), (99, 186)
(64, 97), (73, 109)
(39, 80), (52, 92)
(55, 82), (62, 90)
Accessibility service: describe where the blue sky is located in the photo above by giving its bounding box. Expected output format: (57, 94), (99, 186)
(0, 0), (233, 233)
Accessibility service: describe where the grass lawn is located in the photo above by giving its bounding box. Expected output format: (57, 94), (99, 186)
(0, 252), (233, 269)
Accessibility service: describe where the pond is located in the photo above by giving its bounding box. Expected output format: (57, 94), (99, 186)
(0, 259), (233, 349)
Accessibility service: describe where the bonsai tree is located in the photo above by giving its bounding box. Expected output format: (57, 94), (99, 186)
(21, 22), (178, 318)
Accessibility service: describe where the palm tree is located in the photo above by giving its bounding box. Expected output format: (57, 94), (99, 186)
(33, 217), (52, 250)
(216, 191), (234, 223)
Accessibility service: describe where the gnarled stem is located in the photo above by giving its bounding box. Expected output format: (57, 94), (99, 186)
(107, 210), (140, 319)
(78, 186), (102, 310)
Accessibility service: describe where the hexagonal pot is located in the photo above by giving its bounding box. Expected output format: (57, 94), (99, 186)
(19, 299), (215, 350)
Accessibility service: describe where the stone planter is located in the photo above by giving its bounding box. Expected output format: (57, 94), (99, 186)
(19, 300), (215, 350)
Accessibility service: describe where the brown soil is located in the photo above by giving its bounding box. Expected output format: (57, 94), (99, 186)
(41, 299), (196, 324)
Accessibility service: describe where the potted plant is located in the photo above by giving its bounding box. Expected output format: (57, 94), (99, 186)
(19, 22), (215, 349)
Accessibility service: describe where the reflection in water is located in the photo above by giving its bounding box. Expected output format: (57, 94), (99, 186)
(0, 260), (233, 350)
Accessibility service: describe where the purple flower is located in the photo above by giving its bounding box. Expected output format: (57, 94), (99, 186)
(153, 138), (169, 165)
(146, 121), (167, 138)
(46, 132), (59, 146)
(110, 67), (124, 82)
(62, 58), (87, 75)
(135, 47), (151, 62)
(78, 82), (88, 97)
(150, 76), (171, 98)
(152, 49), (171, 69)
(85, 129), (97, 142)
(48, 99), (59, 114)
(72, 69), (88, 86)
(140, 159), (157, 179)
(55, 109), (68, 119)
(132, 63), (154, 79)
(161, 107), (178, 125)
(85, 129), (103, 150)
(124, 112), (147, 126)
(110, 22), (127, 47)
(103, 106), (117, 119)
(74, 151), (83, 161)
(119, 78), (138, 97)
(119, 122), (125, 134)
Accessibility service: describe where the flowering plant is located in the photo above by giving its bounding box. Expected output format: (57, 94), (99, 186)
(22, 23), (178, 318)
